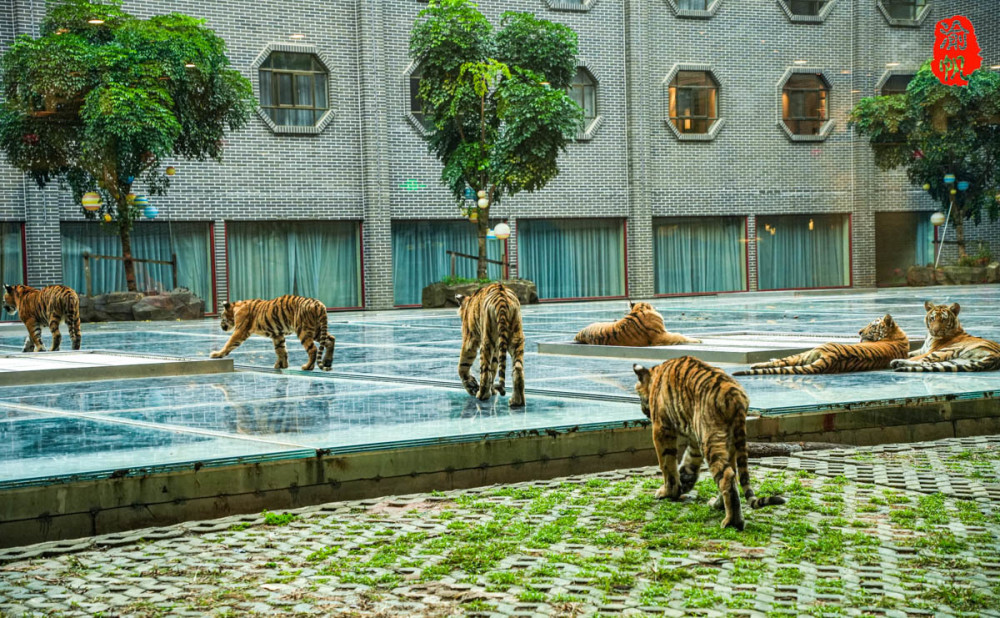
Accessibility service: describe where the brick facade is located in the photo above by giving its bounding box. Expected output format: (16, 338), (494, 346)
(1, 0), (997, 309)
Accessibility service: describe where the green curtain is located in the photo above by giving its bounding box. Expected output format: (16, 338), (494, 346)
(518, 218), (625, 300)
(654, 217), (746, 294)
(1, 222), (24, 321)
(392, 220), (505, 306)
(61, 221), (214, 308)
(915, 215), (935, 267)
(757, 214), (849, 290)
(227, 221), (361, 308)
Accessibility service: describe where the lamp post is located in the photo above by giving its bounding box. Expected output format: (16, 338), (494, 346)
(933, 174), (969, 268)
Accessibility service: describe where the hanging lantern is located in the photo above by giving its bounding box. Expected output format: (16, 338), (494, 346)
(486, 228), (497, 240)
(477, 190), (486, 199)
(82, 191), (102, 211)
(460, 207), (469, 218)
(143, 205), (159, 219)
(125, 176), (134, 184)
(943, 174), (956, 184)
(133, 195), (149, 210)
(922, 183), (931, 191)
(930, 211), (946, 226)
(126, 193), (137, 204)
(950, 188), (957, 195)
(102, 213), (112, 223)
(165, 166), (176, 176)
(469, 209), (478, 222)
(494, 222), (511, 240)
(957, 181), (970, 191)
(477, 198), (488, 208)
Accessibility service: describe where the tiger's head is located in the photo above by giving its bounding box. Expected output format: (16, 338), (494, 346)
(3, 284), (20, 315)
(858, 314), (904, 342)
(627, 300), (666, 327)
(632, 363), (653, 419)
(923, 301), (963, 338)
(219, 301), (237, 332)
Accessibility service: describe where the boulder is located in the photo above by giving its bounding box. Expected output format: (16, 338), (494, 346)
(94, 291), (144, 321)
(132, 289), (205, 321)
(421, 279), (539, 309)
(940, 265), (987, 285)
(905, 265), (937, 287)
(77, 295), (100, 323)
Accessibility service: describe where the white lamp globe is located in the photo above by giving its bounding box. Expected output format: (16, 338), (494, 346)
(477, 197), (489, 208)
(930, 211), (946, 226)
(477, 190), (487, 199)
(494, 222), (511, 240)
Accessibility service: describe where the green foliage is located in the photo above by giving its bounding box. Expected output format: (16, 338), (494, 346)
(410, 0), (581, 277)
(0, 0), (253, 288)
(261, 510), (298, 526)
(849, 61), (1000, 254)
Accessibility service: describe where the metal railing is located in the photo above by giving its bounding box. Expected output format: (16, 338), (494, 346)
(82, 252), (177, 297)
(445, 250), (510, 278)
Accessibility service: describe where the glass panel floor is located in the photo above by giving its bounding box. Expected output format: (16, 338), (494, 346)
(2, 285), (999, 487)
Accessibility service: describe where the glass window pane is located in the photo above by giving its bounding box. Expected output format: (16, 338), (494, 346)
(295, 74), (313, 108)
(259, 71), (272, 106)
(517, 219), (625, 300)
(678, 0), (708, 9)
(757, 214), (849, 290)
(881, 74), (913, 96)
(0, 223), (24, 321)
(654, 217), (746, 294)
(277, 73), (294, 106)
(583, 85), (596, 119)
(315, 73), (328, 110)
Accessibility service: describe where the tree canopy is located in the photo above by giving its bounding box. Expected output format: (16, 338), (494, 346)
(0, 0), (253, 290)
(410, 0), (582, 278)
(850, 61), (1000, 257)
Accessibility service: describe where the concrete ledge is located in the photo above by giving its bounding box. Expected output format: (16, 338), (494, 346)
(0, 352), (233, 386)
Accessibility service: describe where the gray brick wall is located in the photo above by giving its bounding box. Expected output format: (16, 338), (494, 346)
(0, 0), (997, 308)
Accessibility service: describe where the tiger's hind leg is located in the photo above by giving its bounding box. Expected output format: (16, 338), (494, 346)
(750, 351), (814, 370)
(272, 337), (290, 370)
(458, 335), (481, 396)
(492, 339), (508, 397)
(652, 421), (682, 500)
(703, 431), (743, 530)
(476, 334), (499, 401)
(678, 441), (704, 496)
(320, 333), (335, 371)
(733, 422), (786, 510)
(48, 314), (63, 351)
(22, 335), (33, 353)
(297, 327), (318, 371)
(509, 332), (526, 407)
(23, 318), (44, 352)
(66, 312), (82, 350)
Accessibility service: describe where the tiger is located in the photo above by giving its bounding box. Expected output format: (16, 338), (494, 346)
(209, 295), (335, 371)
(733, 314), (908, 375)
(889, 301), (1000, 372)
(3, 284), (81, 352)
(574, 301), (701, 346)
(633, 357), (785, 531)
(457, 282), (526, 407)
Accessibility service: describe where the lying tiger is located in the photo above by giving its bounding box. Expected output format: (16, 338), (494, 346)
(634, 357), (785, 531)
(575, 301), (700, 346)
(890, 301), (1000, 372)
(209, 295), (335, 371)
(733, 314), (908, 375)
(457, 282), (526, 407)
(3, 284), (81, 352)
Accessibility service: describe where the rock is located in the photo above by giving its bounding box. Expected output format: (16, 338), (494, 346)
(987, 262), (999, 284)
(94, 292), (144, 321)
(421, 279), (539, 308)
(132, 291), (205, 321)
(941, 265), (987, 285)
(77, 295), (100, 323)
(905, 265), (936, 287)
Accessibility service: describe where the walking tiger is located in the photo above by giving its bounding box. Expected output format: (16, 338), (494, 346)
(209, 295), (335, 371)
(574, 301), (700, 346)
(733, 314), (908, 375)
(457, 283), (526, 407)
(3, 284), (81, 352)
(633, 357), (785, 530)
(890, 301), (1000, 372)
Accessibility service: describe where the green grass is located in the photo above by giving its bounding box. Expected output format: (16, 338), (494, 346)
(261, 510), (298, 526)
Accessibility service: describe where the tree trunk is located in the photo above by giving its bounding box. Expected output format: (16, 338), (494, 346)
(119, 222), (138, 292)
(952, 197), (967, 258)
(476, 210), (489, 280)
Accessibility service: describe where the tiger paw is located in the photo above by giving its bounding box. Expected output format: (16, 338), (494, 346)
(300, 363), (315, 371)
(321, 365), (332, 372)
(720, 514), (745, 531)
(679, 472), (699, 495)
(654, 484), (681, 501)
(209, 350), (225, 359)
(463, 378), (479, 396)
(493, 383), (506, 396)
(475, 386), (493, 401)
(889, 359), (907, 368)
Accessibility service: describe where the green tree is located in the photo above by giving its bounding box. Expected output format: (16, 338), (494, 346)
(0, 0), (253, 291)
(850, 61), (1000, 258)
(410, 0), (582, 279)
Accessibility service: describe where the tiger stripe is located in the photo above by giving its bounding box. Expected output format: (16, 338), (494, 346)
(575, 301), (700, 347)
(457, 283), (526, 407)
(733, 314), (909, 376)
(890, 301), (1000, 373)
(3, 284), (81, 352)
(209, 295), (335, 371)
(634, 356), (785, 531)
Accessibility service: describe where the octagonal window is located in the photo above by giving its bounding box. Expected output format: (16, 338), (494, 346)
(884, 0), (927, 20)
(259, 52), (329, 127)
(409, 67), (433, 130)
(669, 71), (718, 134)
(569, 68), (597, 128)
(881, 74), (914, 96)
(677, 0), (709, 7)
(782, 73), (827, 135)
(786, 0), (827, 15)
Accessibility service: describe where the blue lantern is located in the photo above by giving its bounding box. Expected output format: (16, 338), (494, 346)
(957, 181), (970, 191)
(143, 205), (159, 219)
(943, 174), (956, 184)
(125, 176), (134, 184)
(133, 195), (148, 208)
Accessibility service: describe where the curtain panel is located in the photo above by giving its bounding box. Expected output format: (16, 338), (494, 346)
(0, 222), (24, 321)
(915, 215), (935, 267)
(517, 218), (626, 300)
(392, 220), (505, 306)
(654, 217), (746, 295)
(227, 221), (361, 308)
(756, 214), (850, 290)
(61, 221), (214, 308)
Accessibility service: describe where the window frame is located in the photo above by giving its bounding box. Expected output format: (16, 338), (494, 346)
(665, 0), (723, 19)
(568, 61), (604, 141)
(777, 68), (834, 141)
(664, 63), (725, 141)
(777, 0), (838, 23)
(251, 43), (335, 135)
(877, 0), (931, 27)
(258, 53), (329, 127)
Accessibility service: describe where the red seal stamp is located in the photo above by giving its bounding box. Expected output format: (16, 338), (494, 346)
(932, 16), (981, 86)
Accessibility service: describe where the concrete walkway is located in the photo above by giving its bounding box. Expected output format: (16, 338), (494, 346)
(1, 435), (998, 617)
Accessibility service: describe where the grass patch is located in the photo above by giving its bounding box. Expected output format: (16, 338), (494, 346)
(261, 510), (298, 526)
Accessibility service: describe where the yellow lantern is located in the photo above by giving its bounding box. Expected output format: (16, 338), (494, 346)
(82, 191), (102, 211)
(102, 213), (112, 223)
(165, 166), (176, 176)
(469, 210), (479, 222)
(477, 190), (486, 199)
(126, 193), (137, 204)
(950, 188), (957, 195)
(922, 183), (930, 191)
